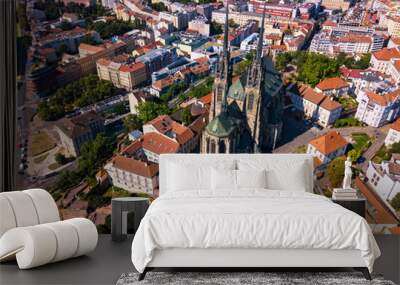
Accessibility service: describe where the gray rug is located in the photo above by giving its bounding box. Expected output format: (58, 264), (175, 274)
(116, 272), (396, 285)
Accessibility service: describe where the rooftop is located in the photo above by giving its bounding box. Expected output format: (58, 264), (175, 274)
(141, 132), (180, 154)
(315, 77), (349, 91)
(309, 131), (348, 155)
(108, 155), (158, 178)
(372, 47), (400, 61)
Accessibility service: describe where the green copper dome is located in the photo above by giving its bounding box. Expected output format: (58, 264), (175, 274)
(206, 114), (239, 138)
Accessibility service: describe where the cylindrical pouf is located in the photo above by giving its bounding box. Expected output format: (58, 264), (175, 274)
(0, 196), (17, 237)
(42, 221), (79, 263)
(0, 192), (39, 227)
(23, 189), (60, 224)
(64, 218), (98, 257)
(0, 226), (57, 269)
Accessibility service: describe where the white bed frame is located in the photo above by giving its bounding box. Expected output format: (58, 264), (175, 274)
(139, 154), (371, 281)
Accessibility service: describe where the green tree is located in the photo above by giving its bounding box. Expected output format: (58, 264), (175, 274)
(234, 59), (252, 76)
(390, 193), (400, 211)
(80, 35), (98, 45)
(347, 149), (360, 162)
(161, 82), (187, 102)
(275, 52), (293, 71)
(228, 19), (239, 28)
(55, 153), (68, 165)
(123, 114), (142, 132)
(181, 108), (193, 126)
(150, 2), (167, 11)
(210, 22), (223, 35)
(327, 157), (346, 188)
(88, 20), (140, 39)
(390, 142), (400, 154)
(137, 101), (170, 123)
(78, 134), (115, 177)
(38, 74), (116, 121)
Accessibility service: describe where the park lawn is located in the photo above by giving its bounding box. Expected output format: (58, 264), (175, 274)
(31, 131), (56, 156)
(351, 133), (371, 152)
(333, 117), (361, 128)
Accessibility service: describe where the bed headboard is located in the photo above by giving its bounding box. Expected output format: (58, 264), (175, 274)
(159, 154), (314, 196)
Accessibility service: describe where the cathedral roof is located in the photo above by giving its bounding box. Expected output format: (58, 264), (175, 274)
(263, 57), (283, 97)
(206, 114), (240, 138)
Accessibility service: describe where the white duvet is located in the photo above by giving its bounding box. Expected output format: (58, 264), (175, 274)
(131, 189), (380, 273)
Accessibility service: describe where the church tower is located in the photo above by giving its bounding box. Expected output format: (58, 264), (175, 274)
(209, 5), (232, 122)
(244, 0), (267, 152)
(202, 4), (241, 154)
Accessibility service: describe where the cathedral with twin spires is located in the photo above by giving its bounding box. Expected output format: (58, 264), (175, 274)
(201, 2), (285, 154)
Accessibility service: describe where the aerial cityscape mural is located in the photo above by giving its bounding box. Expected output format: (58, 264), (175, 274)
(16, 0), (400, 234)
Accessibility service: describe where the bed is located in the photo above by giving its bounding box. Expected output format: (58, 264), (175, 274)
(131, 154), (380, 281)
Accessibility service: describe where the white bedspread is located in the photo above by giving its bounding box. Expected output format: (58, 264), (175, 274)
(131, 190), (380, 273)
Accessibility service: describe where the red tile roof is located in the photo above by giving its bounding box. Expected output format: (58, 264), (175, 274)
(109, 155), (158, 178)
(303, 87), (325, 105)
(390, 118), (400, 132)
(372, 47), (400, 61)
(121, 140), (142, 156)
(340, 67), (363, 79)
(171, 121), (194, 145)
(141, 132), (179, 154)
(79, 43), (105, 53)
(119, 62), (145, 73)
(366, 89), (400, 106)
(309, 131), (348, 155)
(319, 96), (342, 111)
(315, 77), (349, 91)
(200, 93), (212, 105)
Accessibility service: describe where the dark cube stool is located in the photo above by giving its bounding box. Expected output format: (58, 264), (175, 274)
(332, 197), (366, 218)
(111, 197), (149, 242)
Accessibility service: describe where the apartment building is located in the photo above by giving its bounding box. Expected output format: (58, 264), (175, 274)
(104, 155), (159, 195)
(55, 111), (105, 157)
(143, 115), (196, 153)
(78, 43), (105, 58)
(321, 0), (351, 11)
(385, 118), (400, 147)
(337, 34), (372, 54)
(366, 159), (400, 201)
(315, 77), (350, 97)
(386, 15), (400, 37)
(387, 59), (400, 83)
(307, 131), (348, 166)
(136, 47), (177, 76)
(355, 89), (400, 127)
(96, 56), (147, 90)
(188, 16), (210, 37)
(370, 47), (400, 74)
(288, 84), (343, 127)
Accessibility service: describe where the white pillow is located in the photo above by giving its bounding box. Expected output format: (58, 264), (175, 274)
(236, 169), (267, 189)
(168, 160), (236, 192)
(211, 168), (236, 190)
(238, 160), (308, 192)
(266, 165), (307, 191)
